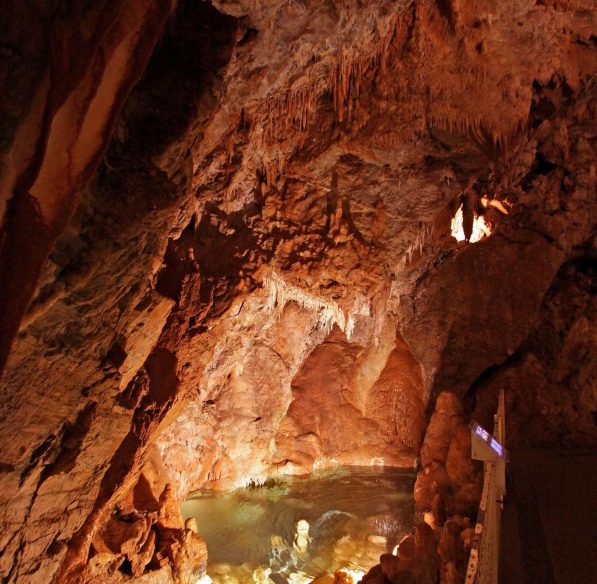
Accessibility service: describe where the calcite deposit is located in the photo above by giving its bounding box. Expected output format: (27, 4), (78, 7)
(0, 0), (595, 582)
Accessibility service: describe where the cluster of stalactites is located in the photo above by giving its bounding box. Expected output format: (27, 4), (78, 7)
(400, 222), (434, 267)
(264, 271), (372, 341)
(259, 12), (403, 137)
(264, 271), (347, 333)
(254, 8), (529, 157)
(427, 111), (528, 154)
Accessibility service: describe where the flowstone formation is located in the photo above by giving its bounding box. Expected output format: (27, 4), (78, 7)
(0, 0), (595, 582)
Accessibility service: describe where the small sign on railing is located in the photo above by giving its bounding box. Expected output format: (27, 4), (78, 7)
(470, 422), (508, 462)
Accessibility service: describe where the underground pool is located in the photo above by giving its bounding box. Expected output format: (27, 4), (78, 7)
(181, 466), (416, 583)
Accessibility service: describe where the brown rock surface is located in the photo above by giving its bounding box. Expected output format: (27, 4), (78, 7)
(420, 392), (464, 467)
(157, 485), (183, 531)
(438, 518), (471, 584)
(473, 257), (597, 448)
(0, 0), (595, 582)
(415, 392), (483, 517)
(388, 393), (481, 584)
(362, 523), (440, 584)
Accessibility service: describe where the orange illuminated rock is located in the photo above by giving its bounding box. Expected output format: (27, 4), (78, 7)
(158, 485), (183, 530)
(152, 527), (207, 584)
(334, 570), (355, 584)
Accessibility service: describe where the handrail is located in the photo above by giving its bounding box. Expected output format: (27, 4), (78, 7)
(465, 389), (506, 584)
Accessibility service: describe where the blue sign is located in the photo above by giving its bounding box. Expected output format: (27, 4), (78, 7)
(470, 422), (508, 461)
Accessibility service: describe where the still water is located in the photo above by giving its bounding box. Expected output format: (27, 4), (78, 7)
(181, 466), (416, 583)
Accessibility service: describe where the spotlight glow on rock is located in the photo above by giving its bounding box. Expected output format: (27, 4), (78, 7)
(337, 568), (366, 583)
(451, 205), (492, 243)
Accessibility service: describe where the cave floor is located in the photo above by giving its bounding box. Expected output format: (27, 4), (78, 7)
(500, 449), (597, 584)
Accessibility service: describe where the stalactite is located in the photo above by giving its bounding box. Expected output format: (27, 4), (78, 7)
(402, 220), (434, 267)
(259, 12), (407, 136)
(255, 4), (525, 164)
(264, 272), (380, 343)
(226, 134), (235, 163)
(345, 294), (371, 341)
(264, 271), (346, 333)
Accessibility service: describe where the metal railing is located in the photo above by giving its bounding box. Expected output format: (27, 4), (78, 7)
(465, 390), (506, 584)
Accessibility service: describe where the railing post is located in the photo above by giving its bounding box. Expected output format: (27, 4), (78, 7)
(466, 389), (507, 584)
(495, 389), (506, 503)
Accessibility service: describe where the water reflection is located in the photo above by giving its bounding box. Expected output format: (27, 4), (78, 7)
(181, 466), (415, 583)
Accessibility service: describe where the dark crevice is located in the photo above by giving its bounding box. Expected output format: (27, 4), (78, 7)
(19, 433), (58, 486)
(462, 350), (525, 415)
(145, 348), (179, 405)
(40, 402), (97, 481)
(533, 152), (557, 175)
(107, 0), (239, 161)
(104, 335), (127, 368)
(118, 558), (133, 576)
(521, 153), (557, 192)
(435, 0), (456, 31)
(117, 368), (150, 410)
(47, 538), (66, 557)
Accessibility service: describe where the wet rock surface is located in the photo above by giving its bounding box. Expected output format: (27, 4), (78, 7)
(83, 474), (207, 584)
(0, 0), (595, 582)
(362, 393), (480, 584)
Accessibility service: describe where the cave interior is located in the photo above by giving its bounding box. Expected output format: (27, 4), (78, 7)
(0, 1), (595, 584)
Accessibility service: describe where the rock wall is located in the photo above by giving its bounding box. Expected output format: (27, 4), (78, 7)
(273, 328), (426, 474)
(361, 391), (481, 584)
(472, 256), (597, 448)
(0, 0), (595, 582)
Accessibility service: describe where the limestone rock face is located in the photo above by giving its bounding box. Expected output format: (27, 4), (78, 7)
(362, 523), (440, 584)
(420, 392), (464, 467)
(367, 393), (481, 584)
(272, 328), (426, 475)
(0, 0), (595, 582)
(82, 478), (207, 584)
(473, 258), (597, 448)
(438, 516), (473, 584)
(415, 392), (483, 518)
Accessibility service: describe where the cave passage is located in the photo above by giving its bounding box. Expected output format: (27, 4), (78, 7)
(181, 466), (416, 584)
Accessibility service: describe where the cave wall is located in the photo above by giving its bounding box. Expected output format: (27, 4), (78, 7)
(472, 256), (596, 448)
(0, 0), (177, 375)
(273, 327), (426, 473)
(0, 0), (595, 582)
(156, 300), (329, 495)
